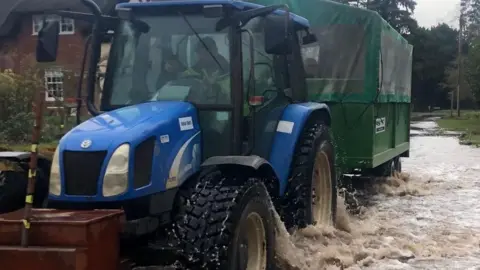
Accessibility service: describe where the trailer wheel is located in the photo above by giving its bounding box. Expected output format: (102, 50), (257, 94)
(282, 118), (337, 230)
(174, 171), (276, 270)
(373, 157), (401, 177)
(393, 157), (402, 173)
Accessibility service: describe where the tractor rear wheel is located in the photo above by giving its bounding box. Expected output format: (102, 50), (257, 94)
(174, 171), (276, 270)
(282, 118), (337, 230)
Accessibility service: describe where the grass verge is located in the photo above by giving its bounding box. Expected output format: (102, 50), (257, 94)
(436, 111), (480, 146)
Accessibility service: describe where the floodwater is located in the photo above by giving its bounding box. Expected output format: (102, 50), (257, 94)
(275, 120), (480, 270)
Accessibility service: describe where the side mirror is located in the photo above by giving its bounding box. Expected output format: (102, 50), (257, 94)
(36, 20), (60, 63)
(264, 15), (292, 55)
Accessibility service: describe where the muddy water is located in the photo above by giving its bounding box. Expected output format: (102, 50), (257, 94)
(275, 120), (480, 270)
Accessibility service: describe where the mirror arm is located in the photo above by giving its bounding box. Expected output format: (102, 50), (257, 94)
(240, 29), (257, 155)
(81, 0), (102, 116)
(75, 35), (92, 125)
(81, 0), (102, 18)
(238, 4), (289, 27)
(48, 10), (118, 25)
(215, 4), (290, 32)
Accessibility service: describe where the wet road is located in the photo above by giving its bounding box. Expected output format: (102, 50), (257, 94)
(276, 120), (480, 269)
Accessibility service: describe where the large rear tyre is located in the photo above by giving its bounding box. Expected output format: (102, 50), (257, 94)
(174, 171), (276, 270)
(282, 117), (337, 230)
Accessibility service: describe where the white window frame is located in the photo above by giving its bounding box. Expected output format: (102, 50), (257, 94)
(44, 69), (65, 102)
(32, 15), (75, 36)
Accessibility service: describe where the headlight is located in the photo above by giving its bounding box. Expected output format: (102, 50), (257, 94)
(102, 144), (129, 197)
(49, 146), (61, 196)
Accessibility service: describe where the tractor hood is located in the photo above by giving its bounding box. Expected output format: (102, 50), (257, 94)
(61, 101), (197, 151)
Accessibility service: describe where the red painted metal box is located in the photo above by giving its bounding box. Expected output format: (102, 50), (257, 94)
(0, 208), (125, 270)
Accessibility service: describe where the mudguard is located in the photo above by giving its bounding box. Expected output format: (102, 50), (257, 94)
(0, 151), (51, 172)
(201, 102), (331, 197)
(268, 102), (331, 195)
(202, 155), (270, 169)
(201, 155), (279, 193)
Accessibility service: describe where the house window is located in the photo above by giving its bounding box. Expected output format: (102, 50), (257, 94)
(32, 15), (74, 35)
(44, 69), (64, 102)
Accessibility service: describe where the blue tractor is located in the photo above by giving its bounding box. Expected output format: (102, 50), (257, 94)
(28, 0), (338, 268)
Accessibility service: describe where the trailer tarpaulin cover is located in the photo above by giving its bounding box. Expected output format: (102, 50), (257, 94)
(248, 0), (412, 103)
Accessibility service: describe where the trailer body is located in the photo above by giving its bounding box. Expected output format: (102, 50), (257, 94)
(250, 0), (412, 173)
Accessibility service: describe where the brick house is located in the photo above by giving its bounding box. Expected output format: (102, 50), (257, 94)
(0, 0), (120, 109)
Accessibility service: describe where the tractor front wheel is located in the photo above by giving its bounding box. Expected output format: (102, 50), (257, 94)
(174, 171), (276, 270)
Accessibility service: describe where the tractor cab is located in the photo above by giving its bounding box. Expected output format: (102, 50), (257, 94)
(98, 0), (316, 160)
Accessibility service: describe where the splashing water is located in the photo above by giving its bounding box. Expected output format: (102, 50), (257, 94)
(274, 124), (480, 269)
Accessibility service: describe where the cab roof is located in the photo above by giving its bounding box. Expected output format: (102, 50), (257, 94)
(117, 0), (310, 28)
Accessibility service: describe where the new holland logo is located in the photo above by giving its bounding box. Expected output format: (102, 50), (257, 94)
(80, 139), (92, 149)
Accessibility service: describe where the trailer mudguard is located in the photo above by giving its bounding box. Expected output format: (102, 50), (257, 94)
(268, 102), (331, 195)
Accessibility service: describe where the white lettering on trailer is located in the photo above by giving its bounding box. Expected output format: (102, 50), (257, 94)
(375, 117), (386, 134)
(276, 120), (294, 134)
(179, 116), (194, 131)
(160, 135), (170, 144)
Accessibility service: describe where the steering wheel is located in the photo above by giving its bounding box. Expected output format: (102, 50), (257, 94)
(179, 68), (203, 80)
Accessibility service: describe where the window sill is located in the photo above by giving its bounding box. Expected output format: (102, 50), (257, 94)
(32, 32), (75, 36)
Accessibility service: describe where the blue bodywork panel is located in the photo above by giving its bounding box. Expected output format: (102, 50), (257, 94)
(268, 102), (330, 196)
(117, 0), (310, 28)
(49, 101), (202, 202)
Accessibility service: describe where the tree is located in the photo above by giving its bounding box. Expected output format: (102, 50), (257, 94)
(465, 40), (480, 104)
(333, 0), (418, 34)
(408, 24), (459, 109)
(459, 0), (480, 106)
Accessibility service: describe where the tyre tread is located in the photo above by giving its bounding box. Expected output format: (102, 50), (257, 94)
(175, 171), (267, 268)
(282, 118), (336, 229)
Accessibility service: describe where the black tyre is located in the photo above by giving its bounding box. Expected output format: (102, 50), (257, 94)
(174, 170), (276, 270)
(0, 170), (25, 214)
(372, 156), (401, 177)
(394, 157), (402, 173)
(282, 117), (337, 229)
(0, 166), (48, 214)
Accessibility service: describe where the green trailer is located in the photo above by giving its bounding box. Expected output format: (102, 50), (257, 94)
(251, 0), (412, 176)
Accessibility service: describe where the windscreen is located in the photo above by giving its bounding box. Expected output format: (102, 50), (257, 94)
(102, 13), (231, 109)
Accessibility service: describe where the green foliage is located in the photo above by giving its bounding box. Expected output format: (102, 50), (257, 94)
(436, 111), (480, 146)
(461, 0), (480, 106)
(0, 69), (38, 143)
(465, 40), (480, 103)
(334, 0), (418, 33)
(408, 24), (459, 109)
(0, 69), (70, 144)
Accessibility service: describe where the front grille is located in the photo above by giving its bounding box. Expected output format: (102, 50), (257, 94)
(133, 137), (155, 189)
(63, 150), (107, 196)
